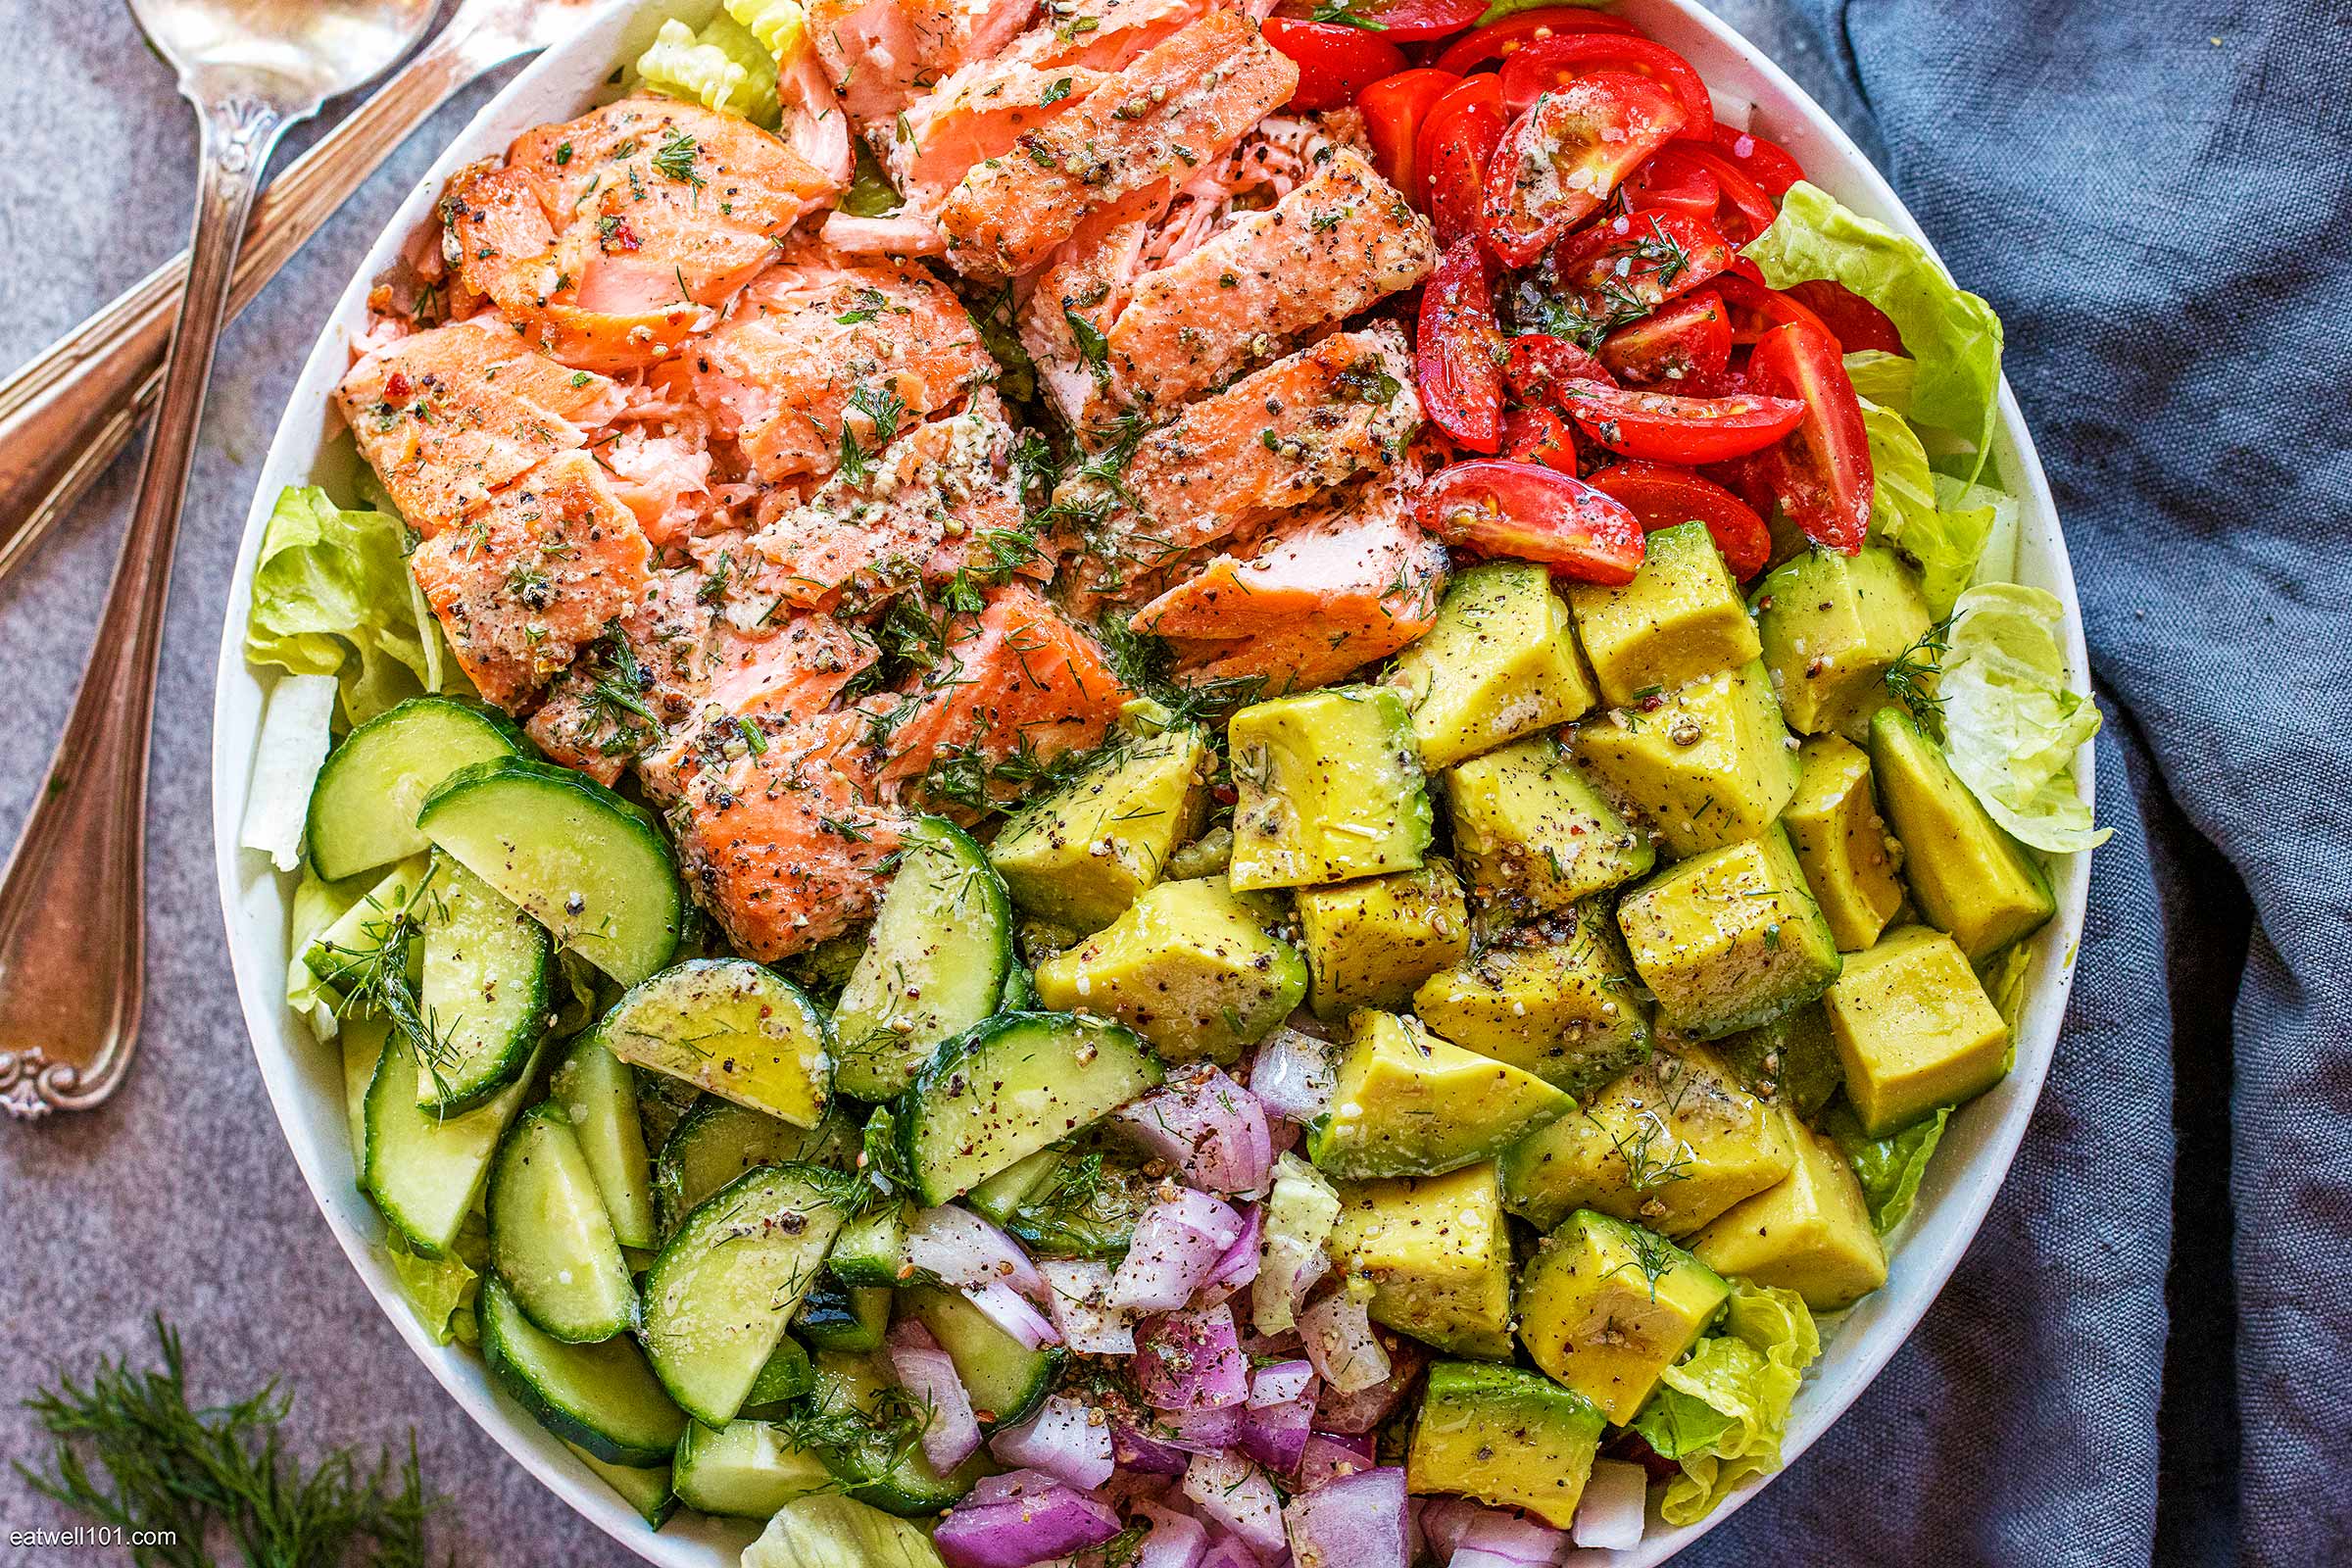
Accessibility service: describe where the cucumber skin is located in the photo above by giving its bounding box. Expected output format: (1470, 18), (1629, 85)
(416, 858), (553, 1117)
(550, 1038), (660, 1251)
(306, 697), (521, 882)
(478, 1278), (685, 1468)
(363, 1031), (542, 1258)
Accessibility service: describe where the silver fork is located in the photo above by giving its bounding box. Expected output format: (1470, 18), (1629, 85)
(0, 0), (621, 585)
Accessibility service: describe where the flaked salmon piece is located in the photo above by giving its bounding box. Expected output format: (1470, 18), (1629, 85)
(752, 391), (1040, 612)
(337, 318), (625, 535)
(1135, 473), (1447, 695)
(1054, 323), (1422, 606)
(822, 211), (952, 256)
(936, 11), (1298, 281)
(686, 252), (996, 483)
(886, 60), (1113, 217)
(1017, 210), (1157, 429)
(407, 452), (654, 710)
(443, 98), (833, 370)
(808, 0), (1038, 129)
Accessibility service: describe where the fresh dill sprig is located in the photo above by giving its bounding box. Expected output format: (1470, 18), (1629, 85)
(311, 869), (463, 1106)
(1884, 613), (1954, 736)
(651, 129), (704, 190)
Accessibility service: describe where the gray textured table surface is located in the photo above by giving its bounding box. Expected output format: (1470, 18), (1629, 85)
(0, 4), (1867, 1563)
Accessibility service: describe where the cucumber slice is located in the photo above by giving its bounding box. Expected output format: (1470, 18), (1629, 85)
(965, 1145), (1063, 1224)
(673, 1420), (834, 1518)
(898, 1284), (1060, 1429)
(639, 1165), (854, 1427)
(307, 697), (520, 881)
(488, 1102), (637, 1343)
(480, 1276), (687, 1467)
(417, 757), (683, 987)
(566, 1444), (676, 1529)
(1004, 1139), (1156, 1260)
(363, 1029), (543, 1256)
(745, 1335), (817, 1408)
(301, 858), (429, 997)
(341, 1016), (387, 1172)
(596, 959), (830, 1130)
(897, 1012), (1162, 1206)
(637, 1070), (703, 1153)
(807, 1351), (988, 1516)
(416, 854), (553, 1113)
(654, 1096), (856, 1240)
(796, 1278), (891, 1353)
(827, 1203), (908, 1288)
(1000, 966), (1038, 1010)
(550, 1038), (660, 1250)
(833, 819), (1012, 1102)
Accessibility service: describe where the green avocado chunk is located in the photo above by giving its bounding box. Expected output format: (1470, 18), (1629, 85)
(1390, 562), (1598, 769)
(1308, 1010), (1571, 1180)
(1782, 734), (1907, 952)
(1411, 906), (1651, 1099)
(1823, 924), (2011, 1137)
(1407, 1360), (1608, 1529)
(1569, 519), (1763, 707)
(1446, 734), (1654, 920)
(1329, 1161), (1516, 1358)
(1715, 1001), (1845, 1121)
(1031, 878), (1306, 1063)
(1616, 825), (1840, 1039)
(1515, 1209), (1730, 1425)
(1752, 546), (1934, 741)
(1690, 1104), (1887, 1310)
(1295, 859), (1471, 1020)
(988, 727), (1211, 932)
(1228, 686), (1432, 891)
(1867, 707), (2055, 961)
(1572, 659), (1800, 859)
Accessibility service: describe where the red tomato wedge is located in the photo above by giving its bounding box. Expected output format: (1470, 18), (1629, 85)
(1597, 289), (1733, 387)
(1417, 238), (1507, 452)
(1416, 74), (1505, 247)
(1480, 73), (1689, 268)
(1421, 459), (1646, 583)
(1585, 459), (1772, 577)
(1652, 140), (1778, 241)
(1713, 269), (1838, 344)
(1782, 279), (1907, 355)
(1553, 378), (1806, 464)
(1358, 68), (1461, 206)
(1501, 406), (1580, 472)
(1280, 0), (1486, 43)
(1548, 208), (1733, 318)
(1623, 151), (1720, 221)
(1702, 122), (1806, 197)
(1743, 320), (1874, 553)
(1505, 332), (1616, 404)
(1264, 19), (1408, 112)
(1432, 8), (1641, 74)
(1496, 34), (1714, 132)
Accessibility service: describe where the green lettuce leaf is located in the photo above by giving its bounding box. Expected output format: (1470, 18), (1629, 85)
(636, 13), (781, 125)
(1940, 472), (2022, 593)
(246, 486), (434, 724)
(1940, 584), (2110, 853)
(1843, 349), (1915, 416)
(744, 1494), (946, 1568)
(1747, 183), (2005, 482)
(1858, 397), (1936, 544)
(380, 1207), (487, 1347)
(1631, 1283), (1821, 1526)
(1859, 400), (2001, 615)
(1824, 1101), (1949, 1233)
(285, 864), (373, 1035)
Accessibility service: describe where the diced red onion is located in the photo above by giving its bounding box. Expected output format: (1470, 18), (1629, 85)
(1183, 1452), (1287, 1560)
(1298, 1433), (1374, 1493)
(1111, 1191), (1244, 1313)
(1165, 1403), (1245, 1451)
(968, 1280), (1063, 1350)
(1249, 1359), (1315, 1407)
(906, 1204), (1047, 1299)
(1115, 1066), (1275, 1197)
(1571, 1458), (1650, 1551)
(1238, 1392), (1315, 1475)
(933, 1481), (1123, 1568)
(989, 1394), (1114, 1491)
(1134, 1499), (1210, 1568)
(1195, 1207), (1263, 1306)
(1039, 1258), (1137, 1355)
(1247, 1029), (1336, 1125)
(1196, 1537), (1260, 1568)
(885, 1321), (981, 1471)
(1111, 1417), (1193, 1475)
(1416, 1498), (1491, 1562)
(1300, 1291), (1390, 1396)
(1282, 1465), (1409, 1568)
(1312, 1337), (1427, 1434)
(967, 1468), (1060, 1507)
(1135, 1303), (1248, 1411)
(1451, 1510), (1568, 1568)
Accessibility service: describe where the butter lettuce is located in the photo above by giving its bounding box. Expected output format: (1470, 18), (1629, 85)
(246, 486), (435, 725)
(1631, 1283), (1821, 1525)
(1747, 183), (2005, 482)
(381, 1209), (487, 1347)
(744, 1494), (946, 1568)
(1939, 584), (2110, 853)
(1859, 400), (2001, 615)
(1843, 349), (1915, 416)
(636, 9), (783, 125)
(1824, 1102), (1949, 1234)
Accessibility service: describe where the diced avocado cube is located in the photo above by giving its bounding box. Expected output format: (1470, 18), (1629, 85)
(1229, 687), (1432, 891)
(1753, 546), (1934, 740)
(1391, 563), (1598, 769)
(1823, 925), (2010, 1137)
(1032, 877), (1305, 1063)
(1690, 1105), (1887, 1309)
(1499, 1044), (1794, 1236)
(1572, 660), (1800, 858)
(1515, 1209), (1730, 1424)
(1616, 826), (1840, 1039)
(1446, 735), (1653, 920)
(1868, 708), (2054, 961)
(1295, 860), (1471, 1021)
(1411, 906), (1650, 1099)
(1329, 1161), (1515, 1359)
(1782, 734), (1906, 952)
(1715, 1002), (1844, 1121)
(1569, 520), (1763, 707)
(1308, 1010), (1570, 1181)
(1408, 1360), (1607, 1527)
(989, 727), (1210, 931)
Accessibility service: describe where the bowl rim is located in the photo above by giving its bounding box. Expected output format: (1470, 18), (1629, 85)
(208, 3), (2093, 1562)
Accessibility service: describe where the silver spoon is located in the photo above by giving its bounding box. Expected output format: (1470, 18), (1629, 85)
(0, 0), (436, 1120)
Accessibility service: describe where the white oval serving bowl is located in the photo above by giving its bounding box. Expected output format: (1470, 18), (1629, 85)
(212, 2), (2095, 1561)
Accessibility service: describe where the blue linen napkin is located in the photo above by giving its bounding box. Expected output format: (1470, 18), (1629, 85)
(1680, 2), (2352, 1563)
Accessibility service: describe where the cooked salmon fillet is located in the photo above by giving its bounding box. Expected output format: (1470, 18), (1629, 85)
(936, 11), (1298, 280)
(886, 61), (1114, 219)
(685, 250), (997, 483)
(442, 98), (833, 370)
(336, 318), (625, 535)
(407, 451), (655, 710)
(808, 0), (1040, 130)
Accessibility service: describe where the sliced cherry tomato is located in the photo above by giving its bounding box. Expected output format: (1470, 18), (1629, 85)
(1501, 406), (1580, 472)
(1356, 68), (1460, 206)
(1481, 73), (1690, 268)
(1712, 269), (1838, 345)
(1597, 290), (1732, 386)
(1553, 379), (1806, 464)
(1278, 0), (1485, 43)
(1743, 320), (1873, 553)
(1432, 7), (1641, 74)
(1585, 459), (1772, 577)
(1623, 151), (1719, 221)
(1415, 74), (1505, 246)
(1264, 19), (1408, 112)
(1703, 122), (1805, 197)
(1505, 332), (1616, 405)
(1417, 238), (1507, 452)
(1548, 209), (1732, 319)
(1496, 34), (1714, 132)
(1781, 279), (1906, 355)
(1421, 459), (1646, 584)
(1653, 140), (1777, 242)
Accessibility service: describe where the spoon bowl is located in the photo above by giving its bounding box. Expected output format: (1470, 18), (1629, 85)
(127, 0), (437, 103)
